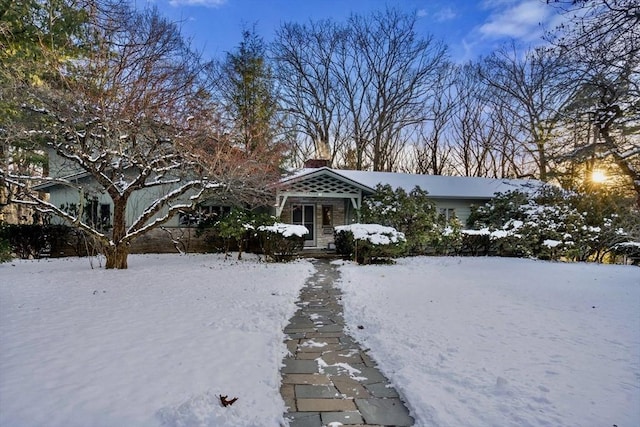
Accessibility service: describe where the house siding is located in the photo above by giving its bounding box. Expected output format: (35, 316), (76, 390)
(432, 199), (487, 226)
(129, 227), (210, 253)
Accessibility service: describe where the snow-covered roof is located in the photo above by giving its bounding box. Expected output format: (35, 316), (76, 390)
(32, 171), (93, 191)
(282, 167), (542, 200)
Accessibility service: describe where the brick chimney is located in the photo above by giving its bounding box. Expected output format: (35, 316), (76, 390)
(304, 159), (330, 168)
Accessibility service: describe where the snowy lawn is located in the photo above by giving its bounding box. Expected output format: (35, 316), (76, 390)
(338, 257), (640, 427)
(0, 254), (313, 427)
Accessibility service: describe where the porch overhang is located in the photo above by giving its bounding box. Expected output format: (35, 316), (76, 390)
(273, 167), (375, 217)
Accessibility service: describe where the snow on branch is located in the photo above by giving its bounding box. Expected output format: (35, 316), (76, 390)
(3, 174), (107, 241)
(125, 180), (220, 240)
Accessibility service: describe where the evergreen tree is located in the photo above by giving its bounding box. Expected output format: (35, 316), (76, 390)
(0, 0), (89, 222)
(220, 27), (280, 155)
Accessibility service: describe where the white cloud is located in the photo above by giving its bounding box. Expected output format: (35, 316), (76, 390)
(168, 0), (226, 7)
(417, 8), (428, 18)
(434, 7), (456, 22)
(478, 0), (551, 41)
(480, 0), (519, 8)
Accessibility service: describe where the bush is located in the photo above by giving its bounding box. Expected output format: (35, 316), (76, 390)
(361, 184), (437, 254)
(0, 236), (11, 263)
(459, 230), (493, 256)
(464, 185), (639, 262)
(431, 215), (463, 255)
(0, 224), (73, 259)
(467, 190), (530, 229)
(611, 242), (640, 265)
(334, 226), (356, 257)
(197, 209), (274, 258)
(256, 223), (306, 262)
(334, 224), (406, 264)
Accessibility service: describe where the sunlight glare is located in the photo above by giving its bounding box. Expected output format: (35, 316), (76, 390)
(591, 170), (607, 184)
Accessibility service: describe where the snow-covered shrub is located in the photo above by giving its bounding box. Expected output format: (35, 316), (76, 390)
(465, 185), (639, 262)
(569, 188), (639, 262)
(213, 208), (254, 260)
(467, 190), (530, 229)
(197, 209), (274, 258)
(361, 184), (437, 254)
(459, 228), (493, 256)
(334, 223), (406, 264)
(431, 215), (463, 255)
(611, 241), (640, 265)
(256, 223), (307, 262)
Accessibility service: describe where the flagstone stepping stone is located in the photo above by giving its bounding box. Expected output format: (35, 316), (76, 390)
(320, 411), (364, 425)
(282, 359), (320, 374)
(355, 398), (414, 426)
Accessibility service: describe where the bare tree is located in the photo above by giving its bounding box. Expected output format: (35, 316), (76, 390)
(449, 63), (497, 177)
(274, 9), (447, 171)
(490, 105), (532, 178)
(273, 19), (344, 165)
(1, 3), (268, 268)
(411, 64), (456, 175)
(479, 44), (576, 181)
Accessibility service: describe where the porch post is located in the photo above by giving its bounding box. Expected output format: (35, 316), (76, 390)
(275, 194), (288, 218)
(350, 193), (362, 222)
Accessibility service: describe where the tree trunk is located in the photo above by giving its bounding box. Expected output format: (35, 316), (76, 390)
(106, 197), (129, 269)
(105, 243), (129, 269)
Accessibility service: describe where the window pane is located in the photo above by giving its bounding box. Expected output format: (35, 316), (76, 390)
(292, 205), (302, 223)
(304, 221), (314, 240)
(304, 205), (314, 219)
(322, 206), (333, 226)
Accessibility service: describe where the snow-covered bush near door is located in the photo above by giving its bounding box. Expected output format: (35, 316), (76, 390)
(257, 222), (308, 261)
(334, 223), (406, 264)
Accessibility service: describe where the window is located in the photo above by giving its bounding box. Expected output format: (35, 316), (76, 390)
(99, 203), (111, 229)
(292, 204), (314, 242)
(322, 205), (333, 227)
(322, 205), (334, 234)
(439, 208), (456, 221)
(178, 205), (231, 227)
(84, 198), (111, 231)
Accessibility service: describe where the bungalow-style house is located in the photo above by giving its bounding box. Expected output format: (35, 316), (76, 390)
(33, 152), (541, 254)
(274, 163), (542, 250)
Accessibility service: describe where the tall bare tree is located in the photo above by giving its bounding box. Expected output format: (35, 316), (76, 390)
(479, 44), (576, 181)
(411, 63), (456, 175)
(274, 9), (447, 171)
(273, 19), (344, 164)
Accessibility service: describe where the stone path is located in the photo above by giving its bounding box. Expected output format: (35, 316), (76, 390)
(280, 259), (414, 427)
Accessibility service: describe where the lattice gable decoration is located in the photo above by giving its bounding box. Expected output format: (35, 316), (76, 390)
(275, 170), (370, 217)
(284, 173), (362, 196)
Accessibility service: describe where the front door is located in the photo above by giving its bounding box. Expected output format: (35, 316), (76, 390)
(292, 204), (315, 247)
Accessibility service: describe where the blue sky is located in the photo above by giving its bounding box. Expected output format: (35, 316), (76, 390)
(134, 0), (564, 62)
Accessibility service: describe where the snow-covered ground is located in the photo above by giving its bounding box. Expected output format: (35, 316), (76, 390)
(0, 254), (313, 427)
(1, 254), (638, 427)
(338, 257), (640, 427)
